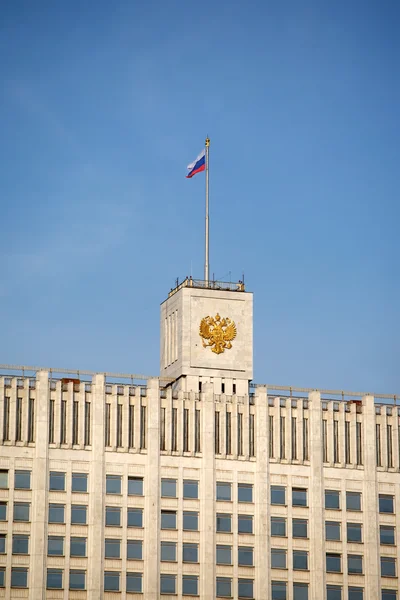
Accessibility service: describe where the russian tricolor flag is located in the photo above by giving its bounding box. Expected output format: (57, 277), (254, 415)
(186, 149), (206, 178)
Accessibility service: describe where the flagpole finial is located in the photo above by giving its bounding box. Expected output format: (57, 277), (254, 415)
(205, 137), (210, 147)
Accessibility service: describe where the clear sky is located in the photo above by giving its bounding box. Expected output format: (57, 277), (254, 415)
(1, 0), (399, 393)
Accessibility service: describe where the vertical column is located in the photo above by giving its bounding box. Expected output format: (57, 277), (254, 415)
(308, 391), (325, 600)
(363, 394), (380, 600)
(254, 386), (269, 599)
(30, 370), (49, 600)
(144, 378), (160, 599)
(200, 382), (215, 598)
(87, 374), (106, 599)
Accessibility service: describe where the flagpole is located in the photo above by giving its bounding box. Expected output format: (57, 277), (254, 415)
(205, 137), (210, 283)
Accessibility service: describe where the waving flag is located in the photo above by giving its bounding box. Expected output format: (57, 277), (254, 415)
(186, 149), (206, 178)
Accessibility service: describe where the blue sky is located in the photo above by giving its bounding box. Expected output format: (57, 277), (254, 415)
(0, 0), (398, 393)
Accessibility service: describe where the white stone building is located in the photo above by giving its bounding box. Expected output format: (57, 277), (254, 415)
(0, 279), (398, 600)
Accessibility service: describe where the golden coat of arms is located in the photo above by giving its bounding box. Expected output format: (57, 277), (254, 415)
(199, 313), (237, 354)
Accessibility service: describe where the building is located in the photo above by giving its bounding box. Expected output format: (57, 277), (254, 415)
(0, 278), (398, 600)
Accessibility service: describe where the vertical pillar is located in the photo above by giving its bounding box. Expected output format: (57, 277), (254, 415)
(254, 386), (269, 599)
(200, 382), (215, 598)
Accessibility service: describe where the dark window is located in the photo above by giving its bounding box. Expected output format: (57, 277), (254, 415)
(271, 517), (286, 537)
(161, 510), (177, 530)
(70, 570), (85, 590)
(128, 404), (134, 448)
(140, 405), (146, 449)
(72, 473), (88, 493)
(104, 571), (120, 591)
(183, 542), (198, 563)
(326, 553), (341, 572)
(0, 568), (4, 587)
(348, 588), (363, 600)
(226, 411), (232, 454)
(183, 511), (198, 531)
(293, 550), (308, 570)
(0, 535), (5, 554)
(127, 539), (142, 560)
(126, 572), (142, 593)
(3, 398), (9, 441)
(49, 399), (55, 443)
(303, 417), (309, 461)
(183, 575), (198, 596)
(160, 407), (166, 451)
(346, 492), (361, 511)
(271, 485), (286, 505)
(356, 421), (362, 465)
(161, 541), (176, 562)
(215, 411), (220, 453)
(0, 470), (8, 489)
(161, 478), (176, 498)
(239, 578), (253, 599)
(48, 536), (64, 556)
(49, 472), (65, 491)
(12, 567), (28, 588)
(14, 470), (31, 490)
(183, 480), (198, 499)
(249, 413), (255, 456)
(326, 521), (341, 541)
(183, 407), (189, 452)
(293, 518), (308, 538)
(237, 412), (243, 455)
(47, 569), (62, 589)
(216, 513), (232, 533)
(381, 557), (396, 577)
(347, 523), (362, 543)
(172, 407), (177, 451)
(239, 546), (254, 566)
(116, 403), (122, 447)
(105, 538), (121, 558)
(217, 577), (232, 598)
(14, 502), (30, 522)
(195, 408), (201, 453)
(333, 419), (339, 463)
(348, 554), (363, 574)
(238, 514), (253, 534)
(345, 421), (351, 464)
(106, 474), (121, 495)
(127, 508), (143, 528)
(238, 484), (253, 503)
(327, 585), (342, 600)
(216, 545), (232, 565)
(271, 548), (287, 569)
(292, 488), (307, 507)
(291, 416), (297, 459)
(325, 490), (340, 510)
(280, 416), (286, 459)
(217, 482), (232, 501)
(160, 574), (176, 594)
(379, 495), (394, 514)
(70, 537), (86, 557)
(272, 580), (287, 600)
(71, 504), (87, 525)
(294, 583), (309, 600)
(380, 525), (395, 545)
(105, 403), (111, 446)
(105, 506), (121, 527)
(72, 400), (79, 445)
(12, 534), (29, 554)
(84, 400), (91, 445)
(382, 591), (397, 600)
(0, 502), (6, 521)
(60, 399), (67, 444)
(15, 397), (22, 441)
(128, 476), (143, 496)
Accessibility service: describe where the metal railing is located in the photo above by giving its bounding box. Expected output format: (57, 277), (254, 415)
(168, 277), (246, 297)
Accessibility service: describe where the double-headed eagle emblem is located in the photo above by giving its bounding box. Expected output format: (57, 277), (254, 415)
(199, 313), (237, 354)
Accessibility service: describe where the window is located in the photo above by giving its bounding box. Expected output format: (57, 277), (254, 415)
(292, 488), (307, 507)
(348, 554), (363, 574)
(345, 421), (351, 464)
(0, 567), (4, 587)
(323, 419), (328, 461)
(50, 472), (65, 492)
(183, 542), (198, 563)
(47, 569), (62, 589)
(105, 403), (111, 446)
(346, 492), (361, 511)
(215, 411), (220, 453)
(293, 518), (308, 538)
(294, 583), (309, 600)
(348, 588), (363, 600)
(15, 397), (22, 441)
(140, 405), (146, 449)
(326, 553), (341, 572)
(49, 399), (55, 443)
(217, 513), (232, 533)
(356, 422), (362, 465)
(0, 502), (6, 521)
(61, 399), (67, 444)
(15, 470), (31, 489)
(72, 399), (79, 445)
(387, 424), (393, 467)
(105, 538), (121, 558)
(380, 525), (395, 545)
(127, 539), (142, 560)
(127, 572), (142, 593)
(183, 407), (189, 452)
(128, 508), (143, 528)
(195, 408), (201, 452)
(128, 476), (143, 496)
(269, 415), (274, 457)
(128, 404), (134, 448)
(183, 511), (198, 531)
(106, 474), (121, 495)
(12, 534), (29, 554)
(160, 407), (166, 450)
(84, 400), (91, 445)
(325, 490), (340, 510)
(172, 407), (177, 451)
(326, 521), (341, 541)
(105, 506), (121, 527)
(0, 470), (8, 489)
(327, 586), (342, 600)
(271, 517), (286, 537)
(48, 536), (64, 556)
(217, 545), (232, 565)
(293, 550), (308, 570)
(272, 580), (287, 599)
(160, 574), (176, 594)
(183, 575), (198, 596)
(72, 473), (88, 493)
(238, 412), (243, 455)
(291, 416), (297, 459)
(381, 557), (396, 577)
(238, 514), (253, 534)
(3, 398), (9, 441)
(271, 485), (286, 505)
(379, 495), (394, 514)
(239, 579), (253, 599)
(12, 567), (28, 588)
(70, 537), (86, 557)
(333, 419), (339, 463)
(238, 483), (253, 503)
(161, 478), (177, 498)
(161, 510), (177, 530)
(183, 480), (198, 499)
(226, 411), (232, 454)
(70, 570), (85, 590)
(161, 541), (176, 562)
(71, 504), (87, 525)
(347, 522), (362, 543)
(376, 423), (382, 466)
(217, 482), (232, 501)
(217, 577), (232, 598)
(239, 546), (254, 566)
(116, 403), (122, 447)
(271, 548), (287, 569)
(14, 502), (30, 522)
(280, 416), (286, 459)
(104, 571), (120, 591)
(0, 535), (5, 553)
(303, 417), (309, 460)
(382, 591), (397, 600)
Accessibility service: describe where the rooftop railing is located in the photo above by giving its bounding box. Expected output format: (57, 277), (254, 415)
(168, 277), (245, 297)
